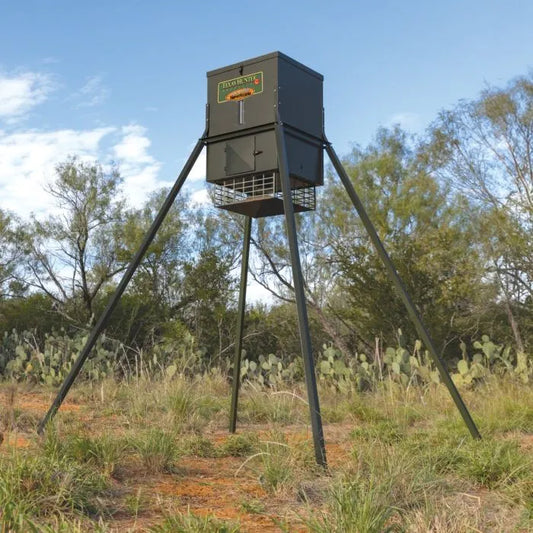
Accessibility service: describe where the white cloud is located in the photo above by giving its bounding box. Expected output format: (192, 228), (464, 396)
(191, 188), (210, 205)
(0, 72), (54, 122)
(0, 127), (114, 215)
(386, 112), (422, 132)
(112, 124), (162, 206)
(247, 280), (274, 304)
(187, 147), (207, 182)
(114, 124), (153, 163)
(74, 75), (109, 108)
(0, 124), (162, 217)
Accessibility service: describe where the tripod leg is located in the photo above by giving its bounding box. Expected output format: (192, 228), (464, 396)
(229, 216), (252, 433)
(38, 136), (207, 434)
(275, 121), (327, 467)
(324, 138), (481, 440)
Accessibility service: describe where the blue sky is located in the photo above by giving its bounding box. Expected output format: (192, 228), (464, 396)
(1, 0), (532, 218)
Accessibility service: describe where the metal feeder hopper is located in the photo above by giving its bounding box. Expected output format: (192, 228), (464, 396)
(206, 51), (323, 217)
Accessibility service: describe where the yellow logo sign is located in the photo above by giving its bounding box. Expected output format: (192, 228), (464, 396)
(217, 72), (263, 103)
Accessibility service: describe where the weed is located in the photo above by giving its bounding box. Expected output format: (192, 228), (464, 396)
(239, 387), (304, 425)
(123, 487), (148, 520)
(1, 383), (17, 432)
(166, 379), (195, 424)
(348, 396), (388, 423)
(2, 359), (533, 531)
(239, 499), (265, 514)
(302, 475), (402, 533)
(245, 432), (315, 494)
(130, 428), (180, 473)
(220, 432), (258, 457)
(149, 510), (240, 532)
(477, 378), (533, 434)
(55, 433), (125, 476)
(351, 419), (406, 444)
(455, 438), (532, 489)
(183, 435), (219, 458)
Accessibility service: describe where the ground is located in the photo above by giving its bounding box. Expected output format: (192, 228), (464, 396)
(2, 378), (533, 532)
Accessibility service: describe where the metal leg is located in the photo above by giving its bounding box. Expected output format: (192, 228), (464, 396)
(324, 137), (481, 440)
(38, 135), (207, 434)
(229, 216), (252, 433)
(275, 121), (327, 466)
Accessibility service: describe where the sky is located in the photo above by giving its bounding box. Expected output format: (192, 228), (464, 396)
(1, 0), (532, 299)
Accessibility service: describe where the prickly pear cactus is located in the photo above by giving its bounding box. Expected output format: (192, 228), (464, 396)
(1, 329), (119, 384)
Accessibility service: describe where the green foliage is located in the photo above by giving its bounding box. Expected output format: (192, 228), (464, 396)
(0, 294), (64, 338)
(0, 208), (24, 299)
(2, 77), (533, 381)
(18, 157), (126, 324)
(240, 336), (439, 392)
(2, 324), (530, 398)
(239, 499), (265, 514)
(238, 389), (303, 424)
(182, 435), (219, 458)
(318, 344), (369, 392)
(238, 333), (532, 393)
(321, 126), (493, 351)
(399, 424), (533, 502)
(427, 75), (533, 350)
(2, 364), (533, 531)
(455, 439), (531, 489)
(252, 432), (315, 494)
(351, 420), (406, 445)
(178, 432), (258, 459)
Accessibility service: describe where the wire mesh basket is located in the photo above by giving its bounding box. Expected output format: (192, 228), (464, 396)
(212, 172), (316, 217)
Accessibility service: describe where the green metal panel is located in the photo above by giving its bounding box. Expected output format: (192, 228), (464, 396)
(206, 52), (324, 187)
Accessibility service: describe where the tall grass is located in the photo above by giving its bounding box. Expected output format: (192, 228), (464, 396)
(1, 370), (533, 531)
(0, 450), (108, 530)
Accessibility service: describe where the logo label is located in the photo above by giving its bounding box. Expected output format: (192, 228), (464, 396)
(217, 72), (263, 103)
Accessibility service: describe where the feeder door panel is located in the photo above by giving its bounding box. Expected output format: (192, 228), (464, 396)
(225, 137), (255, 176)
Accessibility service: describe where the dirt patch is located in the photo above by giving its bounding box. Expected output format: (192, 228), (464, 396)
(0, 388), (354, 531)
(19, 394), (80, 413)
(519, 433), (533, 449)
(0, 389), (82, 414)
(1, 432), (31, 449)
(142, 454), (298, 531)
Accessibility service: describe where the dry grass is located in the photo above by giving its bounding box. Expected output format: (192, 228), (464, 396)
(0, 375), (532, 531)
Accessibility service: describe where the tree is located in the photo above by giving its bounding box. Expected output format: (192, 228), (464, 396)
(20, 157), (126, 325)
(320, 127), (493, 353)
(250, 209), (354, 357)
(427, 75), (533, 350)
(0, 209), (24, 299)
(103, 189), (196, 346)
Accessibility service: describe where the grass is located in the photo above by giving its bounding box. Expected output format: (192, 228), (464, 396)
(220, 432), (258, 456)
(130, 428), (181, 473)
(0, 374), (532, 531)
(302, 475), (402, 533)
(0, 449), (108, 530)
(42, 426), (126, 477)
(148, 510), (240, 532)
